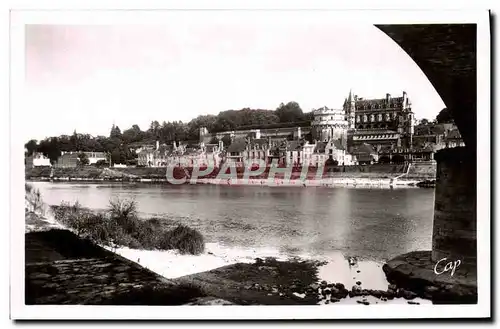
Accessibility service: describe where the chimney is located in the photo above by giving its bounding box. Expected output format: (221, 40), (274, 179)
(402, 91), (408, 107)
(386, 93), (391, 102)
(156, 140), (159, 150)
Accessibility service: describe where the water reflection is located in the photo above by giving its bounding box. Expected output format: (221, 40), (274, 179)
(31, 182), (434, 262)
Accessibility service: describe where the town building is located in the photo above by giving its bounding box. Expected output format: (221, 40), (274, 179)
(54, 152), (79, 168)
(83, 152), (107, 165)
(25, 153), (52, 168)
(137, 140), (223, 168)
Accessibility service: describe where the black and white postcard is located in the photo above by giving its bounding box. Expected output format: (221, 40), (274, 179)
(9, 4), (491, 320)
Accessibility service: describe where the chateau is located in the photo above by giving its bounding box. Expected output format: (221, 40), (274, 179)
(343, 90), (415, 154)
(128, 90), (461, 168)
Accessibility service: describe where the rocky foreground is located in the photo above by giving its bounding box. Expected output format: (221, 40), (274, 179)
(173, 257), (428, 306)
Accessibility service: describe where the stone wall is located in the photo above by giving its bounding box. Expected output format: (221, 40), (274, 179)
(431, 147), (476, 267)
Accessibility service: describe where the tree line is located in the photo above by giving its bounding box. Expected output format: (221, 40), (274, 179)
(25, 102), (312, 164)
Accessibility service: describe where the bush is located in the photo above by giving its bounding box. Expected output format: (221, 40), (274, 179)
(51, 198), (205, 254)
(25, 183), (45, 215)
(159, 225), (205, 255)
(108, 198), (138, 227)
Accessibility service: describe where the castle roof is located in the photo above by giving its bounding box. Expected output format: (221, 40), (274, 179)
(352, 129), (398, 135)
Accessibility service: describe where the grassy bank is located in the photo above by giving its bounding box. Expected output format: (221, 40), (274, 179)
(51, 198), (205, 255)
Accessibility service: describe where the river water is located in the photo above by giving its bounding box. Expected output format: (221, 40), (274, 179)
(31, 181), (435, 263)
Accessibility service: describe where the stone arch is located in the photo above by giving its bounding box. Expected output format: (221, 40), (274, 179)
(377, 25), (478, 294)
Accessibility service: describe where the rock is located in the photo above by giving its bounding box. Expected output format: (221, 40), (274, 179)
(329, 287), (339, 294)
(309, 283), (319, 290)
(401, 289), (418, 300)
(370, 290), (383, 298)
(356, 281), (362, 286)
(424, 285), (439, 293)
(386, 289), (396, 298)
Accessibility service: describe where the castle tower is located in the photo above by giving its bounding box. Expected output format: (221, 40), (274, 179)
(343, 89), (356, 129)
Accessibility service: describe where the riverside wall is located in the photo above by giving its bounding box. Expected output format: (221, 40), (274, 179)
(25, 162), (436, 184)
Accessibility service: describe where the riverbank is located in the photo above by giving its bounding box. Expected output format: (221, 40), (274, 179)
(25, 183), (438, 306)
(27, 175), (423, 188)
(26, 206), (434, 306)
(25, 162), (436, 188)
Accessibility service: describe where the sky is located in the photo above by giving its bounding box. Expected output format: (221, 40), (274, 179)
(24, 17), (446, 141)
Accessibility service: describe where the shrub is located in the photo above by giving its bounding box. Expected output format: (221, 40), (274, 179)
(51, 198), (205, 254)
(108, 197), (138, 226)
(160, 224), (205, 255)
(25, 183), (45, 215)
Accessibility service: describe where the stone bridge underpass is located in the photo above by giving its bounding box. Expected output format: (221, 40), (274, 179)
(377, 24), (478, 303)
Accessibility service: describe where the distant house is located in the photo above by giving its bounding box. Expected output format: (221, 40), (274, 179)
(83, 152), (107, 165)
(55, 152), (79, 168)
(225, 138), (247, 167)
(325, 138), (355, 166)
(25, 153), (51, 168)
(444, 129), (465, 149)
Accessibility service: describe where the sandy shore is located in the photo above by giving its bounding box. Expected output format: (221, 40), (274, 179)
(32, 210), (430, 305)
(106, 244), (430, 305)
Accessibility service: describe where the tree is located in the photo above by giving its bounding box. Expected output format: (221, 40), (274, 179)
(275, 101), (304, 123)
(77, 152), (90, 166)
(436, 108), (454, 124)
(24, 140), (38, 156)
(110, 124), (122, 139)
(122, 124), (144, 144)
(419, 118), (430, 125)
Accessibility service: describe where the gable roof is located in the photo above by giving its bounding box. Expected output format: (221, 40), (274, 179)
(351, 143), (376, 155)
(227, 139), (247, 153)
(446, 129), (462, 140)
(331, 139), (345, 151)
(314, 142), (327, 154)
